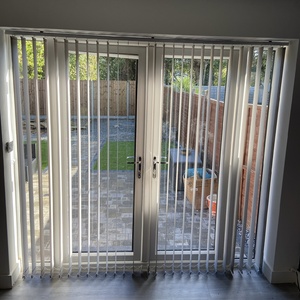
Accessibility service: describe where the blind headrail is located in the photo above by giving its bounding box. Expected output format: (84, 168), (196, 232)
(6, 29), (289, 47)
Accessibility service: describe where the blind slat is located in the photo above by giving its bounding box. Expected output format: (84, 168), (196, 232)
(44, 38), (54, 275)
(22, 37), (37, 274)
(75, 40), (82, 274)
(32, 37), (45, 275)
(11, 37), (29, 275)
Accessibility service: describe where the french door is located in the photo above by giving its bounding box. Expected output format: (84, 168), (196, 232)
(13, 36), (284, 276)
(64, 42), (147, 265)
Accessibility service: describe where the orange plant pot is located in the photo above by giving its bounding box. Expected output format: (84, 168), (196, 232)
(206, 194), (217, 215)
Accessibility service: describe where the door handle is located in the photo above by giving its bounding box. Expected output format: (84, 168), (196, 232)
(126, 156), (142, 179)
(153, 156), (168, 178)
(137, 156), (142, 179)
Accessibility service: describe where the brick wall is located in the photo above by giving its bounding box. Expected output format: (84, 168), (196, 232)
(239, 106), (268, 228)
(164, 87), (268, 228)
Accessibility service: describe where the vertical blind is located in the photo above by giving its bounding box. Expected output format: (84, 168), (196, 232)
(11, 35), (285, 278)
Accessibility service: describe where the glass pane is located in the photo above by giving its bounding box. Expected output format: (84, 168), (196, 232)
(158, 48), (275, 262)
(69, 52), (138, 253)
(158, 54), (228, 252)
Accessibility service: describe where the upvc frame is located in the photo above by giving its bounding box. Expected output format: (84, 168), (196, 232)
(148, 45), (235, 268)
(148, 45), (283, 274)
(51, 40), (147, 268)
(13, 37), (285, 274)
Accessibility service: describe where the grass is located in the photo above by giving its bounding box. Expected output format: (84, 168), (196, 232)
(30, 139), (174, 172)
(94, 140), (174, 171)
(40, 140), (48, 170)
(94, 141), (135, 170)
(25, 140), (48, 170)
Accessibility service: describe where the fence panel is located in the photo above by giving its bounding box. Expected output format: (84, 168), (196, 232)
(163, 86), (267, 228)
(21, 79), (136, 117)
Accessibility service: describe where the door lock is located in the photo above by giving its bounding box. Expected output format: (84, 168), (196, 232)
(153, 156), (168, 178)
(127, 156), (142, 179)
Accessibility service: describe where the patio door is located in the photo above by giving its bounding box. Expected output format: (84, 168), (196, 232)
(13, 38), (148, 275)
(147, 44), (284, 274)
(13, 36), (284, 277)
(63, 42), (147, 265)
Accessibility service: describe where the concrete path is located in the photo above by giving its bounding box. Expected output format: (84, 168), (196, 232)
(26, 118), (222, 267)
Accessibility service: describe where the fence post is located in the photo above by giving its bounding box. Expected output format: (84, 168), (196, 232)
(127, 81), (130, 118)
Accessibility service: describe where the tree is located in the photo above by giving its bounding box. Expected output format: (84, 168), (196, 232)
(164, 57), (228, 93)
(251, 49), (273, 87)
(18, 40), (137, 81)
(18, 40), (45, 79)
(68, 55), (137, 81)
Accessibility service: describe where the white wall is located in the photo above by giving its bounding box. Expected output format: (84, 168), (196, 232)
(0, 0), (300, 284)
(1, 0), (300, 39)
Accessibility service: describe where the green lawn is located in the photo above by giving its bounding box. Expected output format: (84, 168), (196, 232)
(27, 140), (48, 170)
(32, 139), (173, 172)
(94, 140), (173, 171)
(40, 140), (48, 169)
(94, 141), (135, 170)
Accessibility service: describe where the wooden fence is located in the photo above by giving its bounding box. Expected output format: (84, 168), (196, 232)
(22, 79), (264, 228)
(163, 87), (268, 228)
(21, 79), (137, 116)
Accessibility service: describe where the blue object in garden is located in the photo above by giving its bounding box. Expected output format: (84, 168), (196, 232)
(185, 168), (212, 179)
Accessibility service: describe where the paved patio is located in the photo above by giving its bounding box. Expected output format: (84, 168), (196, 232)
(72, 119), (215, 252)
(26, 118), (223, 264)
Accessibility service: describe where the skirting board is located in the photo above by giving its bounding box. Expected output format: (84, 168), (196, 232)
(0, 262), (20, 289)
(263, 260), (296, 283)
